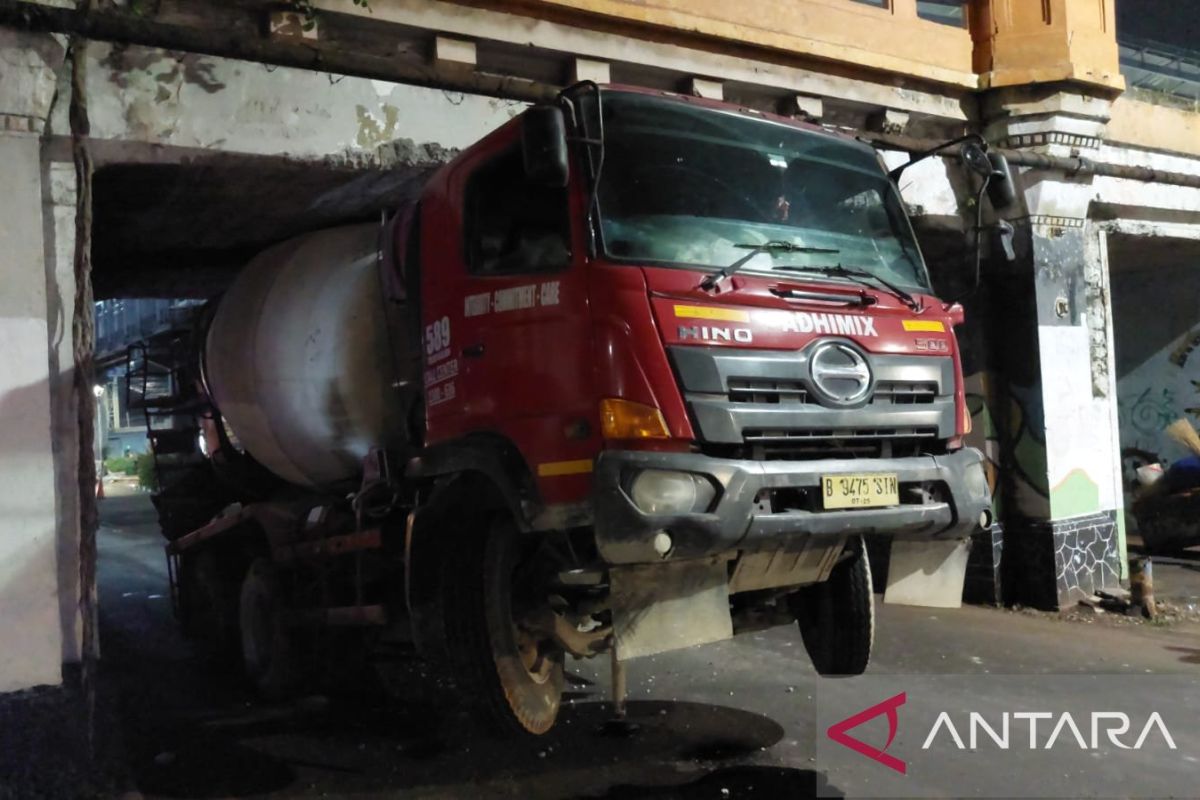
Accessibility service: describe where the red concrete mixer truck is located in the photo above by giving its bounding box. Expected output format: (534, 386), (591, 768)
(139, 83), (1012, 736)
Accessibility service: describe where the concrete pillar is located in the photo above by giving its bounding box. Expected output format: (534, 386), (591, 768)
(974, 0), (1123, 92)
(46, 161), (83, 666)
(980, 85), (1125, 608)
(0, 29), (71, 691)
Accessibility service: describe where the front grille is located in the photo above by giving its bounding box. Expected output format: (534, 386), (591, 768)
(743, 427), (939, 443)
(728, 378), (936, 406)
(739, 427), (940, 460)
(728, 379), (808, 405)
(873, 382), (938, 405)
(670, 345), (957, 455)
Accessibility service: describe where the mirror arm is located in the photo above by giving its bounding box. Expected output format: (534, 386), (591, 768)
(950, 171), (992, 303)
(888, 132), (986, 183)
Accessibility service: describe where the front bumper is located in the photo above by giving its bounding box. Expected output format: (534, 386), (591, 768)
(593, 447), (991, 564)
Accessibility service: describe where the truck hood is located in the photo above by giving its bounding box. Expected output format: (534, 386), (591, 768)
(640, 266), (957, 357)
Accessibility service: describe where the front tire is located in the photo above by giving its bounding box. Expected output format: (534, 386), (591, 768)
(791, 536), (874, 676)
(443, 516), (564, 736)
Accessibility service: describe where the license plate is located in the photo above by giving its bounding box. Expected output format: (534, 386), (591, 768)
(822, 473), (899, 509)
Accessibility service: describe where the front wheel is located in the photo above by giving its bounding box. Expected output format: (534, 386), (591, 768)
(790, 536), (874, 676)
(443, 516), (565, 736)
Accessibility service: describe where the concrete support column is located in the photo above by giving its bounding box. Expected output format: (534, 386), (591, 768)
(974, 0), (1123, 92)
(981, 86), (1125, 608)
(47, 160), (83, 666)
(0, 29), (71, 692)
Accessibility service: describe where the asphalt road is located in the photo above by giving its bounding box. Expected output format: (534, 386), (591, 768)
(97, 491), (1200, 799)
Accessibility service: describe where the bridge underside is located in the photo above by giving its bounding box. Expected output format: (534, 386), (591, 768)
(91, 152), (435, 299)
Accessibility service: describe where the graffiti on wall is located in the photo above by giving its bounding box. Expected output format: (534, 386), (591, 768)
(1118, 324), (1200, 462)
(967, 372), (1104, 521)
(965, 373), (1050, 520)
(1121, 386), (1178, 442)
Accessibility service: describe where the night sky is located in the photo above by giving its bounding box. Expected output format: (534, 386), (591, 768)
(1116, 0), (1200, 49)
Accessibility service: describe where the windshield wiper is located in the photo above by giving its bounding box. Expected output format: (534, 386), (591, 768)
(773, 264), (923, 312)
(700, 241), (840, 291)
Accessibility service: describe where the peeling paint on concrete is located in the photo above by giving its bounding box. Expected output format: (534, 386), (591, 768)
(71, 43), (523, 160)
(376, 138), (459, 168)
(355, 103), (399, 150)
(1083, 229), (1111, 398)
(0, 29), (66, 125)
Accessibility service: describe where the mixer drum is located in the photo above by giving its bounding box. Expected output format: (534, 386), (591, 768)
(204, 224), (411, 489)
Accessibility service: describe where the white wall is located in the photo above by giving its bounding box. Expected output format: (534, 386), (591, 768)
(0, 134), (65, 692)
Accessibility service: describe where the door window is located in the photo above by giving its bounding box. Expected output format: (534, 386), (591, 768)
(465, 148), (571, 275)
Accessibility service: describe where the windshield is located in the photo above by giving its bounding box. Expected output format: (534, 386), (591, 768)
(595, 91), (930, 290)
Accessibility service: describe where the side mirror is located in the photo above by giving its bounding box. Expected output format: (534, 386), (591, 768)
(985, 152), (1017, 210)
(961, 142), (1018, 211)
(522, 106), (569, 188)
(960, 141), (992, 179)
(955, 144), (1020, 300)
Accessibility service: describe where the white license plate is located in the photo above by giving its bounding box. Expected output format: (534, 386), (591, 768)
(822, 473), (899, 509)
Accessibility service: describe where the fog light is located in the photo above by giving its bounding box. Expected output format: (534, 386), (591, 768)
(653, 531), (673, 557)
(963, 459), (989, 499)
(979, 509), (993, 530)
(629, 470), (716, 515)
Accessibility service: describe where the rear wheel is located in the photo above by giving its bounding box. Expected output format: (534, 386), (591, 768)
(443, 516), (565, 736)
(791, 536), (874, 676)
(180, 549), (242, 665)
(239, 559), (301, 700)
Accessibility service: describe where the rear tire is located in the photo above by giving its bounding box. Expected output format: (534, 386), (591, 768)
(791, 536), (874, 676)
(239, 559), (300, 700)
(181, 549), (242, 665)
(443, 516), (564, 736)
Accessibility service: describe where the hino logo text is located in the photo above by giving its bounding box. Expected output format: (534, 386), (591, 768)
(678, 326), (753, 343)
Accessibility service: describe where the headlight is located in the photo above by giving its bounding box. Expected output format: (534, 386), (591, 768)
(629, 470), (717, 515)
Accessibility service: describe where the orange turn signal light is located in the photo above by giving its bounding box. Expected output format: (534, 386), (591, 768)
(600, 398), (670, 440)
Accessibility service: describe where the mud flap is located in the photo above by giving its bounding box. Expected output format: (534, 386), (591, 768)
(609, 556), (733, 661)
(883, 537), (971, 608)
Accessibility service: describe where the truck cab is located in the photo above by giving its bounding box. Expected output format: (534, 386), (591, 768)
(401, 85), (991, 731)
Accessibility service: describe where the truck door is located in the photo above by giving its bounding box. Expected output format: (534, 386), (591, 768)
(421, 126), (596, 503)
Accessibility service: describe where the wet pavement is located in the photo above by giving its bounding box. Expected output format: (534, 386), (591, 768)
(97, 491), (1200, 799)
